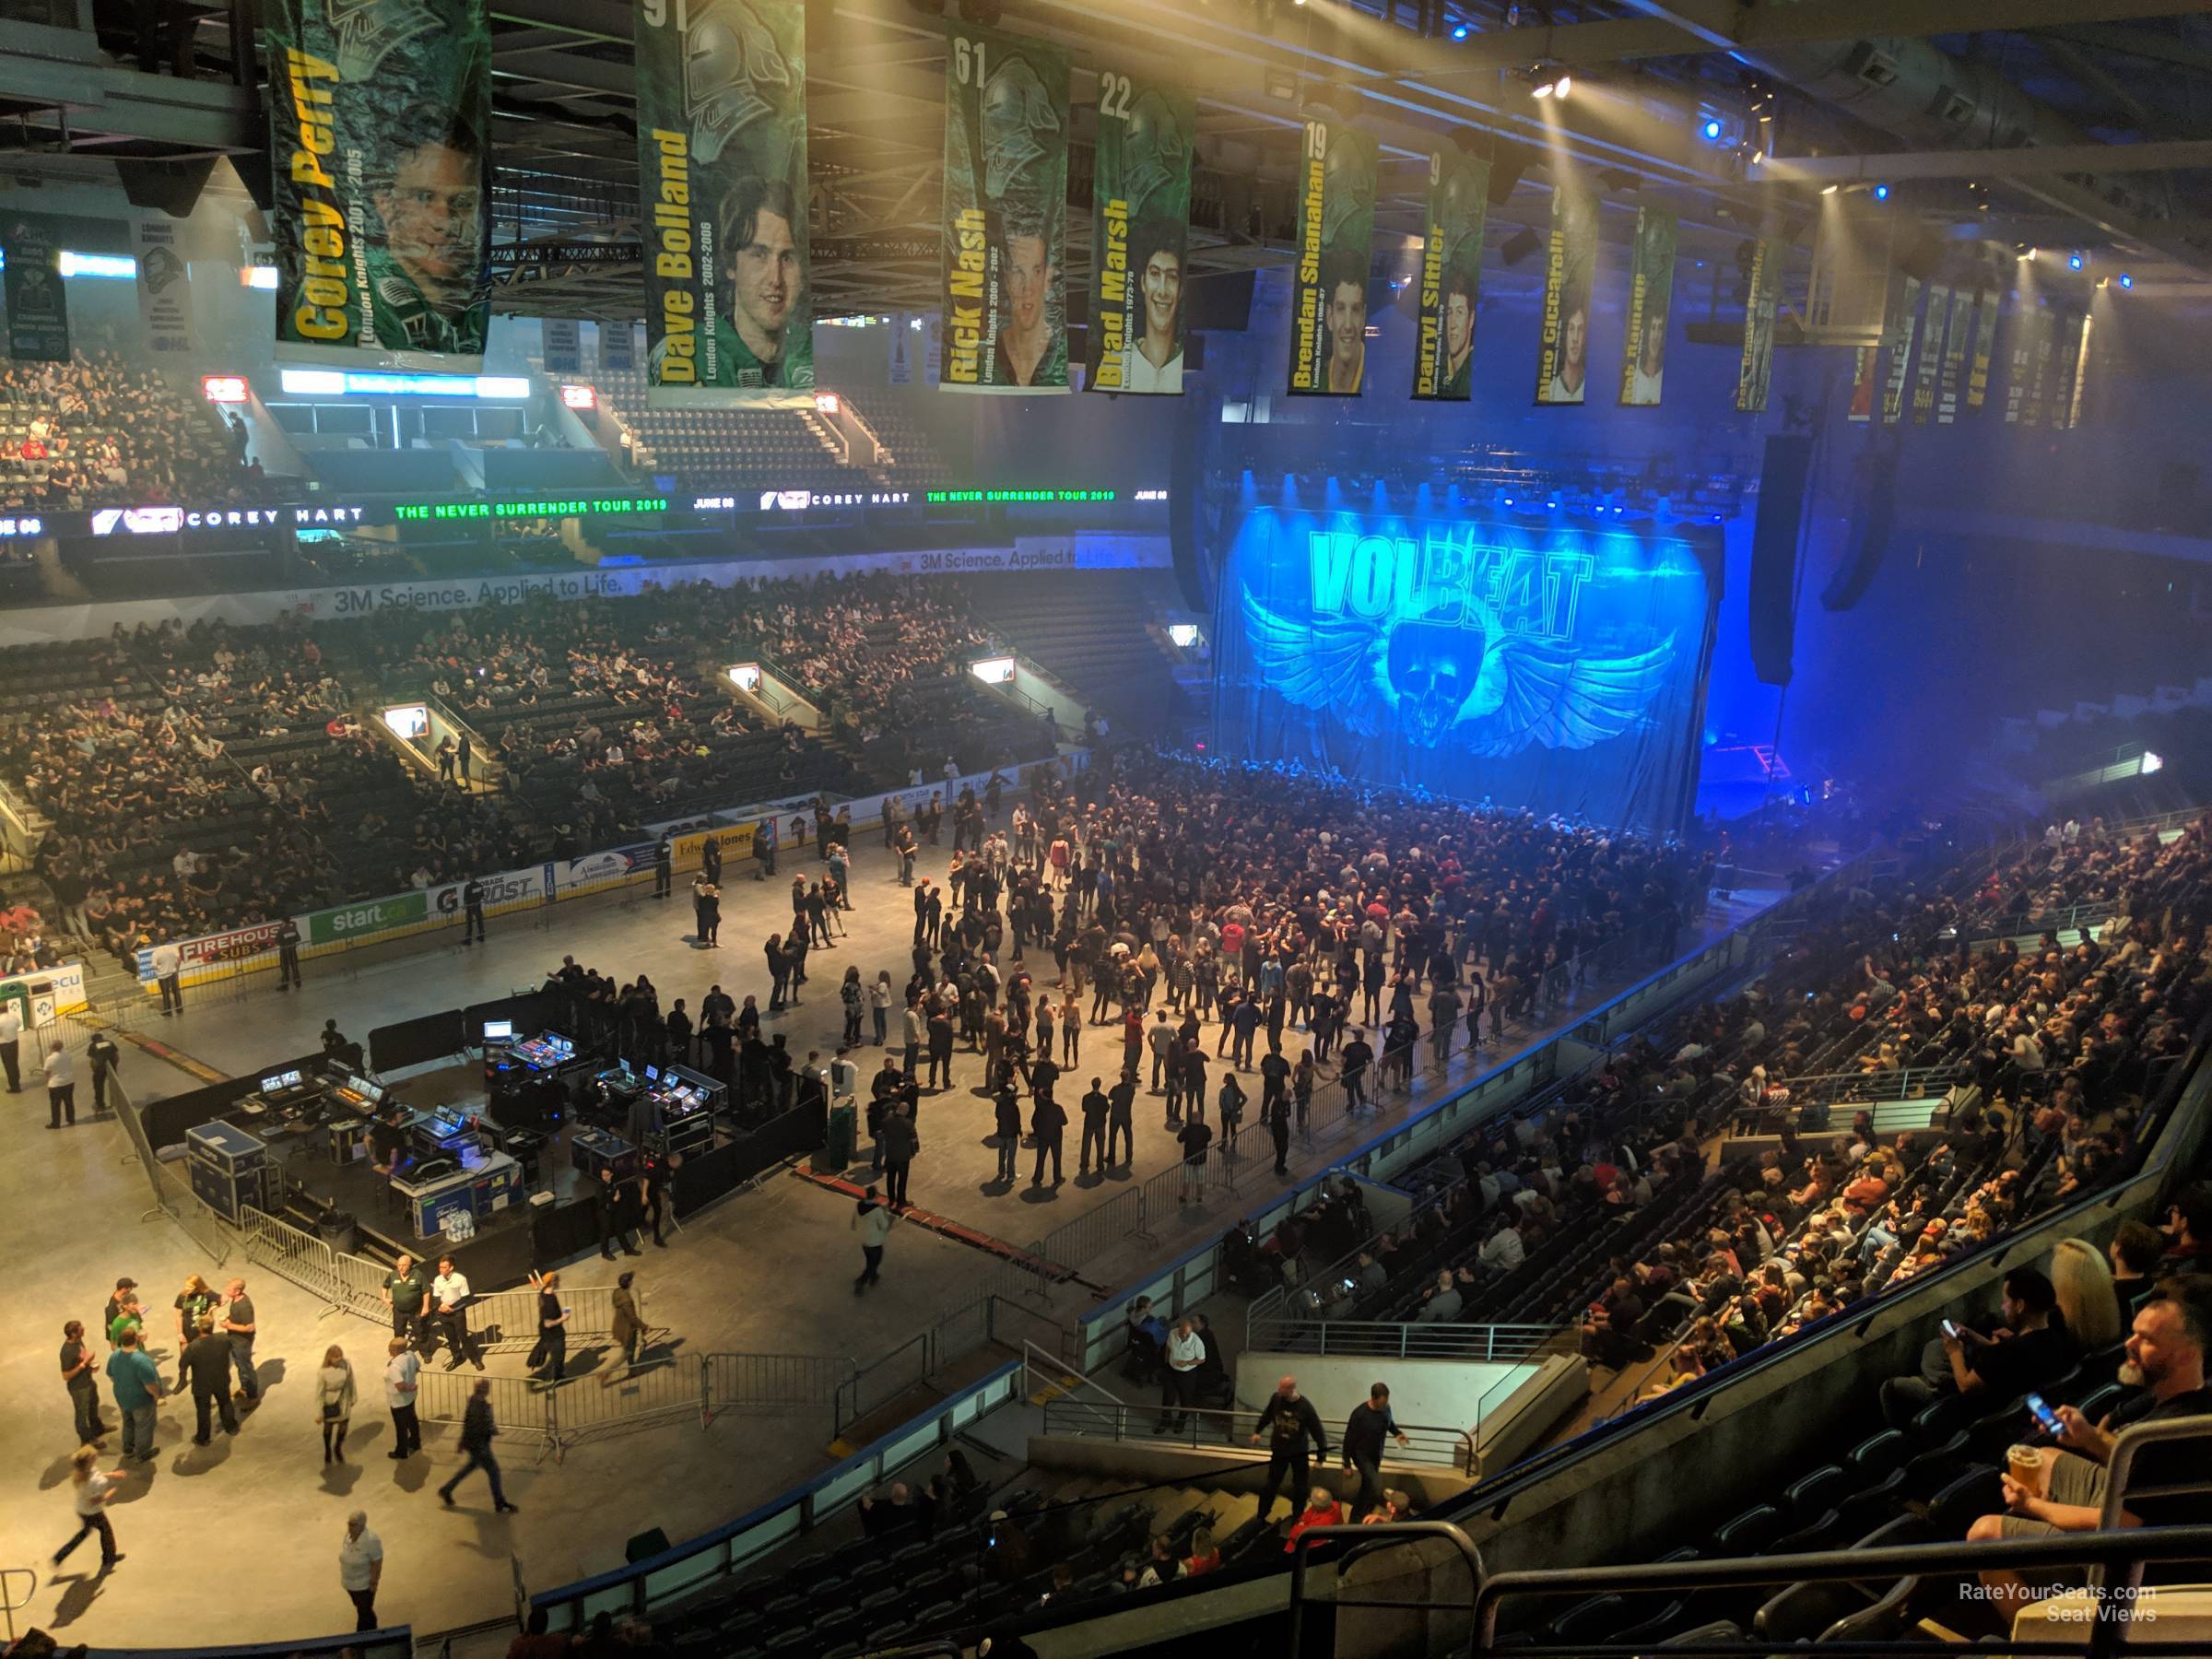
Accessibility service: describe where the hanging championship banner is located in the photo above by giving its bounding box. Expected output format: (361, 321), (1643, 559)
(924, 313), (944, 383)
(2066, 312), (2093, 428)
(1088, 75), (1194, 395)
(1412, 152), (1489, 402)
(2003, 303), (2036, 424)
(1935, 288), (1972, 425)
(132, 218), (194, 355)
(2, 212), (70, 361)
(266, 0), (491, 367)
(888, 313), (914, 385)
(1847, 347), (1877, 422)
(940, 22), (1070, 394)
(1288, 116), (1377, 397)
(2020, 310), (2055, 428)
(1534, 188), (1597, 405)
(1910, 282), (1947, 424)
(637, 0), (813, 404)
(2048, 312), (2083, 429)
(1966, 287), (1998, 411)
(599, 318), (634, 372)
(1880, 276), (1922, 425)
(1617, 206), (1676, 407)
(1735, 236), (1782, 414)
(543, 318), (581, 374)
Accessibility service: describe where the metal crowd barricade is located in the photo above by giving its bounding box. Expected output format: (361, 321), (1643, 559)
(238, 1205), (360, 1315)
(702, 1351), (856, 1419)
(111, 1076), (232, 1267)
(546, 1353), (710, 1450)
(414, 1368), (556, 1456)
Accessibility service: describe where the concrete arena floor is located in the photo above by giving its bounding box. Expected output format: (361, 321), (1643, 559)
(2, 817), (1781, 1649)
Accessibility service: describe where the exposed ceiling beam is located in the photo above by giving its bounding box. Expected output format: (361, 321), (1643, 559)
(1750, 138), (2212, 183)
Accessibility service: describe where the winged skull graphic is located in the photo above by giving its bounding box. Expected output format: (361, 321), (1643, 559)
(684, 0), (793, 167)
(1241, 586), (1674, 758)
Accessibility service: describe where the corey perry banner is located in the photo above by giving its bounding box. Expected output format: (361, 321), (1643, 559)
(940, 22), (1070, 394)
(1735, 237), (1781, 415)
(266, 0), (492, 367)
(2, 212), (70, 362)
(1534, 188), (1597, 405)
(1618, 206), (1677, 407)
(1412, 152), (1488, 402)
(1287, 116), (1378, 397)
(133, 218), (194, 355)
(1088, 73), (1194, 395)
(637, 0), (814, 404)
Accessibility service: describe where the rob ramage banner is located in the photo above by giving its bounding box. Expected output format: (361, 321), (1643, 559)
(266, 0), (492, 367)
(637, 0), (814, 404)
(1088, 73), (1194, 395)
(1287, 115), (1377, 397)
(1618, 206), (1677, 407)
(1534, 189), (1597, 406)
(941, 22), (1071, 394)
(1412, 152), (1488, 402)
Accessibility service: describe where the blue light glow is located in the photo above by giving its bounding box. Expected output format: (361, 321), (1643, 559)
(1451, 21), (1469, 39)
(1701, 118), (1724, 141)
(1872, 183), (1890, 201)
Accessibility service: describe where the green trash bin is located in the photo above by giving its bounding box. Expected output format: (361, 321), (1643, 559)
(817, 1101), (855, 1171)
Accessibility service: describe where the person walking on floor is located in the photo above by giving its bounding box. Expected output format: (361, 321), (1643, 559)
(879, 1104), (919, 1208)
(430, 1257), (481, 1371)
(180, 1314), (237, 1445)
(653, 833), (674, 900)
(276, 915), (303, 990)
(382, 1337), (421, 1459)
(221, 1277), (260, 1403)
(315, 1344), (359, 1465)
(463, 875), (487, 944)
(152, 939), (182, 1016)
(53, 1445), (124, 1571)
(841, 966), (865, 1047)
(43, 1040), (76, 1129)
(528, 1270), (568, 1384)
(339, 1510), (383, 1631)
(1078, 1078), (1110, 1175)
(0, 998), (20, 1090)
(1250, 1374), (1330, 1523)
(1341, 1382), (1412, 1522)
(609, 1271), (647, 1377)
(853, 1184), (897, 1292)
(104, 1327), (161, 1462)
(88, 1029), (119, 1116)
(993, 1082), (1022, 1184)
(1030, 1088), (1067, 1188)
(60, 1320), (111, 1446)
(438, 1379), (517, 1512)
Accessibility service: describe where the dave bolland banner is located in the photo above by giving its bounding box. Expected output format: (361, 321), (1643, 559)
(266, 0), (492, 367)
(1411, 152), (1488, 402)
(940, 22), (1071, 394)
(1618, 206), (1677, 407)
(1533, 188), (1597, 406)
(637, 0), (815, 405)
(1287, 115), (1378, 397)
(1088, 73), (1194, 395)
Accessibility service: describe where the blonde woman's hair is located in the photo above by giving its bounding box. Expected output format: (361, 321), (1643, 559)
(2050, 1236), (2123, 1349)
(71, 1445), (99, 1480)
(324, 1345), (347, 1368)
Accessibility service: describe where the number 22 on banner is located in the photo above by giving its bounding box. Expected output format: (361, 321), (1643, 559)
(954, 36), (989, 84)
(1098, 72), (1133, 120)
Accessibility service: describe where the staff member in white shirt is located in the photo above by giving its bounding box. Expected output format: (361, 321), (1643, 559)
(382, 1336), (422, 1459)
(150, 940), (183, 1017)
(0, 999), (21, 1090)
(43, 1040), (76, 1129)
(53, 1445), (124, 1570)
(429, 1257), (480, 1372)
(1158, 1314), (1206, 1432)
(338, 1510), (383, 1631)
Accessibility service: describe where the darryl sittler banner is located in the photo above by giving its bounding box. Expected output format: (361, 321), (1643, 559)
(1412, 152), (1489, 402)
(1288, 115), (1378, 397)
(266, 0), (492, 367)
(1088, 73), (1194, 395)
(941, 22), (1071, 394)
(637, 0), (814, 406)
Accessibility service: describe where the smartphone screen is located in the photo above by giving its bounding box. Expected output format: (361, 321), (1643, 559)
(1941, 1319), (1961, 1339)
(2027, 1393), (2063, 1433)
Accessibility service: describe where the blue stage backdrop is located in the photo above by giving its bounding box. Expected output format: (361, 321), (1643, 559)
(1212, 499), (1722, 833)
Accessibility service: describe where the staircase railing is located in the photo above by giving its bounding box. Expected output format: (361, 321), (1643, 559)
(1040, 1398), (1479, 1477)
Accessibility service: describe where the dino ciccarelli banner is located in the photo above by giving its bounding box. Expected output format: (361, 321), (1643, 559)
(940, 21), (1071, 394)
(1618, 206), (1677, 407)
(1287, 115), (1378, 397)
(1088, 73), (1194, 395)
(265, 0), (492, 367)
(1412, 152), (1489, 402)
(636, 0), (814, 405)
(1534, 188), (1597, 406)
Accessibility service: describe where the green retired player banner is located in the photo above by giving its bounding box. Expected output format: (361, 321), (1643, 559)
(1534, 188), (1597, 405)
(1618, 206), (1677, 406)
(1288, 115), (1377, 397)
(266, 0), (491, 366)
(1910, 283), (1948, 424)
(1735, 236), (1782, 414)
(2, 212), (70, 362)
(1088, 74), (1194, 395)
(1411, 151), (1488, 402)
(942, 22), (1070, 394)
(1935, 286), (1972, 425)
(637, 0), (813, 405)
(1881, 276), (1922, 425)
(1966, 287), (1998, 410)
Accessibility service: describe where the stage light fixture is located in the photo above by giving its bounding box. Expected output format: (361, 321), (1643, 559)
(1701, 117), (1724, 141)
(1872, 183), (1889, 201)
(1451, 20), (1469, 39)
(2067, 250), (2086, 270)
(2119, 272), (2134, 288)
(1820, 183), (1839, 195)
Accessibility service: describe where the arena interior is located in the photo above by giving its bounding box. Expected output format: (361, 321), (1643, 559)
(2, 1), (2211, 1656)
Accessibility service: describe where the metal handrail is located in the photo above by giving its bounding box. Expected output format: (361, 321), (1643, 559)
(1039, 1397), (1479, 1476)
(1241, 1317), (1559, 1364)
(1288, 1520), (1486, 1657)
(0, 1566), (36, 1642)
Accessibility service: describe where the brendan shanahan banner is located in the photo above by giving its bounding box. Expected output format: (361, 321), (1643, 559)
(1411, 152), (1488, 402)
(941, 22), (1070, 394)
(266, 0), (492, 366)
(637, 0), (813, 405)
(1088, 74), (1194, 395)
(1287, 115), (1378, 397)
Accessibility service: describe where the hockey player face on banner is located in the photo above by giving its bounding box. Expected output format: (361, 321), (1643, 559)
(1139, 241), (1182, 366)
(722, 176), (805, 373)
(1324, 260), (1367, 394)
(372, 119), (483, 326)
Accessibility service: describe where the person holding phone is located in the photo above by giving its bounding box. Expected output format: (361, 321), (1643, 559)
(1880, 1267), (2074, 1430)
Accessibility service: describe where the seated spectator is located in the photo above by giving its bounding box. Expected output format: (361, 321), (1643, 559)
(1879, 1266), (2075, 1430)
(1359, 1489), (1414, 1525)
(1283, 1485), (1346, 1553)
(2111, 1220), (2167, 1317)
(1183, 1525), (1224, 1572)
(1415, 1270), (1464, 1324)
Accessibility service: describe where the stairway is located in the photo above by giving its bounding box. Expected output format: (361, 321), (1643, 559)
(1030, 1469), (1273, 1569)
